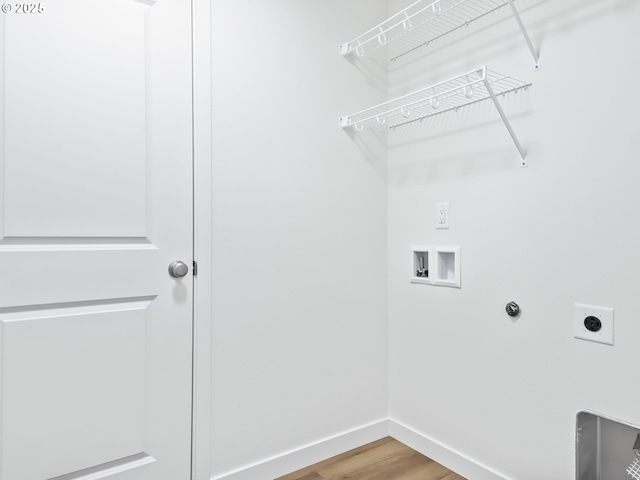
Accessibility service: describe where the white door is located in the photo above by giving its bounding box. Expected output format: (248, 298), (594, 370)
(0, 0), (194, 479)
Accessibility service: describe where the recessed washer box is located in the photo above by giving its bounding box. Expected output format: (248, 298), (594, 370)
(411, 248), (431, 285)
(410, 246), (460, 288)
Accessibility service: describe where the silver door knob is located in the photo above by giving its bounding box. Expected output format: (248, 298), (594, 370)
(169, 261), (189, 278)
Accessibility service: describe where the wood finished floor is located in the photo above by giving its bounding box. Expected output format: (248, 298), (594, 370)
(276, 437), (466, 480)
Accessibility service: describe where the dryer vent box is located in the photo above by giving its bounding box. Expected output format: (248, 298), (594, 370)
(576, 411), (640, 480)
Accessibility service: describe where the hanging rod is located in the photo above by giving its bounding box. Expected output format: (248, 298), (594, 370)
(340, 0), (540, 70)
(340, 66), (532, 167)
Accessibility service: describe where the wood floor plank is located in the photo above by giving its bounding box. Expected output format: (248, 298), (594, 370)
(314, 439), (422, 479)
(288, 473), (323, 480)
(276, 437), (466, 480)
(279, 438), (397, 479)
(441, 474), (467, 480)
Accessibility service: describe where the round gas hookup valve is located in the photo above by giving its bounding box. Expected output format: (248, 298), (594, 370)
(505, 301), (521, 317)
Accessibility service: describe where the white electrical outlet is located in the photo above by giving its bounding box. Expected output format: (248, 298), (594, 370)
(436, 202), (449, 229)
(573, 303), (614, 346)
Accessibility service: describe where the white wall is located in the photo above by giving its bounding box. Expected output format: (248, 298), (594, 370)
(387, 0), (640, 479)
(210, 1), (389, 477)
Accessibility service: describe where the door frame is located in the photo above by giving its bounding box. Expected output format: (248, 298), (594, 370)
(192, 0), (213, 477)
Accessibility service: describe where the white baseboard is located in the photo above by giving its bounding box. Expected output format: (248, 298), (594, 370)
(389, 419), (509, 480)
(211, 419), (389, 480)
(211, 418), (509, 480)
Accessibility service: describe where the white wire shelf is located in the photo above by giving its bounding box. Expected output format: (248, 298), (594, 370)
(340, 66), (532, 167)
(340, 0), (539, 69)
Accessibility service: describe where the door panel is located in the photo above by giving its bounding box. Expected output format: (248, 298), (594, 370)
(3, 0), (148, 238)
(0, 0), (194, 479)
(1, 299), (149, 479)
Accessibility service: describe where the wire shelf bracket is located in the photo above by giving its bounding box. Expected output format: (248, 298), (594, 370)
(340, 0), (540, 70)
(507, 0), (540, 70)
(340, 66), (531, 167)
